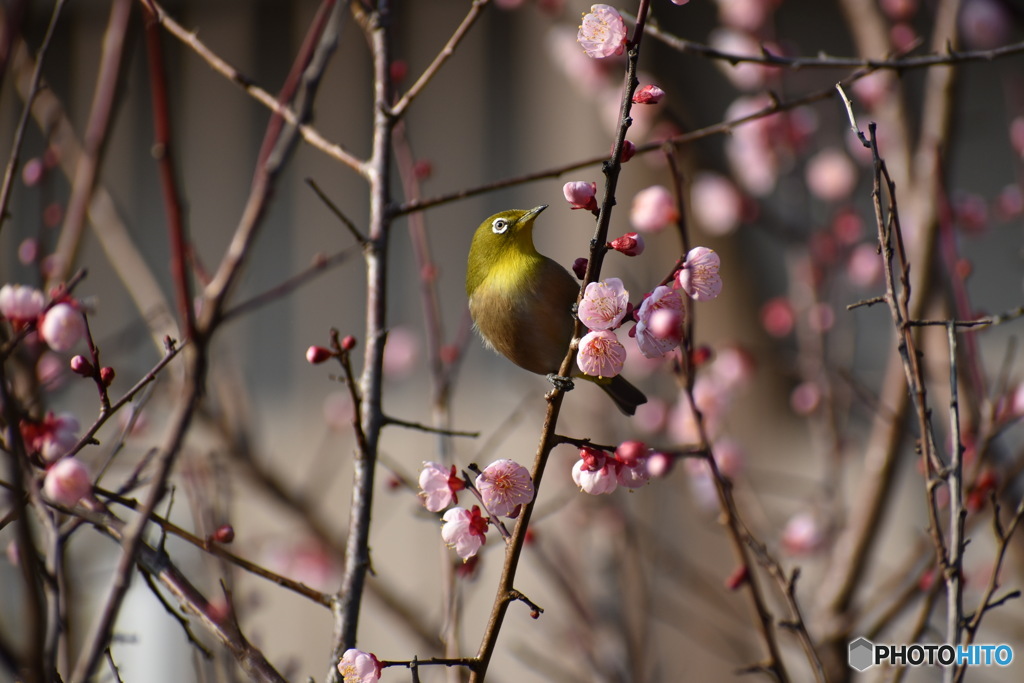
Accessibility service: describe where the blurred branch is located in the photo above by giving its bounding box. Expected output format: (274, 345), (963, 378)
(140, 0), (366, 176)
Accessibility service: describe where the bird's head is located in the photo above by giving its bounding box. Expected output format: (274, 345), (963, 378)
(466, 205), (547, 295)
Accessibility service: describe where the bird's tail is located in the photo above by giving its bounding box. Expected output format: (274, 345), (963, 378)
(591, 375), (648, 416)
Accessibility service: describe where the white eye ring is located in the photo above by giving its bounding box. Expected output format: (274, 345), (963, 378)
(491, 218), (509, 234)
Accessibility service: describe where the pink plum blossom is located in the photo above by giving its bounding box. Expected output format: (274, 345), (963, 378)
(615, 440), (647, 466)
(678, 247), (722, 301)
(577, 4), (627, 59)
(790, 381), (822, 415)
(760, 297), (795, 337)
(632, 84), (665, 104)
(0, 284), (45, 326)
(616, 460), (650, 489)
(691, 172), (743, 236)
(630, 185), (678, 232)
(22, 412), (80, 462)
(578, 278), (629, 330)
(441, 506), (489, 560)
(419, 461), (464, 512)
(571, 448), (618, 495)
(608, 232), (644, 256)
(43, 457), (92, 506)
(475, 459), (534, 517)
(805, 148), (858, 202)
(782, 512), (825, 554)
(959, 0), (1011, 50)
(563, 181), (598, 211)
(717, 0), (776, 32)
(337, 649), (382, 683)
(38, 303), (85, 352)
(634, 286), (684, 358)
(846, 243), (883, 288)
(577, 329), (626, 378)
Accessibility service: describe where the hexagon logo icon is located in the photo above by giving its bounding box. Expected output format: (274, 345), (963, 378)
(849, 637), (875, 672)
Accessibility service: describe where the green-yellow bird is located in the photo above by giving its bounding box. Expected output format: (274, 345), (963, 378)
(466, 205), (647, 415)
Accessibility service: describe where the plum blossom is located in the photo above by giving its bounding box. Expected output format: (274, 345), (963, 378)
(563, 181), (598, 211)
(475, 459), (534, 517)
(578, 278), (629, 330)
(632, 84), (665, 104)
(337, 649), (382, 683)
(630, 185), (678, 232)
(677, 247), (722, 301)
(608, 232), (644, 256)
(0, 284), (45, 326)
(43, 457), (92, 506)
(782, 511), (825, 554)
(634, 286), (684, 358)
(577, 4), (627, 59)
(419, 461), (465, 512)
(38, 303), (85, 352)
(691, 172), (743, 236)
(805, 147), (858, 202)
(571, 447), (618, 495)
(441, 506), (489, 560)
(22, 412), (80, 462)
(616, 460), (650, 489)
(577, 329), (626, 378)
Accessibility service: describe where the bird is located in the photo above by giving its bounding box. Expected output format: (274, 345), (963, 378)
(466, 205), (647, 415)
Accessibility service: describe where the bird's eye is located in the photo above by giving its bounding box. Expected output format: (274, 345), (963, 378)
(491, 218), (509, 234)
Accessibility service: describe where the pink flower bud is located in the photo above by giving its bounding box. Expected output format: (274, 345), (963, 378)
(43, 457), (92, 506)
(577, 4), (628, 59)
(617, 139), (637, 163)
(615, 440), (647, 466)
(760, 297), (795, 337)
(782, 512), (825, 555)
(609, 232), (644, 256)
(725, 565), (749, 591)
(306, 345), (332, 364)
(413, 159), (433, 180)
(70, 355), (94, 377)
(38, 303), (85, 352)
(630, 185), (678, 233)
(99, 367), (115, 387)
(341, 335), (357, 351)
(632, 84), (665, 104)
(572, 257), (589, 280)
(563, 181), (598, 211)
(646, 452), (674, 478)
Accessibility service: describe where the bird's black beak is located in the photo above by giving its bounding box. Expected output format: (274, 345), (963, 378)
(522, 205), (547, 223)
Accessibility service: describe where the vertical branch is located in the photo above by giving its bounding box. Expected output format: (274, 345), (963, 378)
(48, 0), (133, 288)
(944, 322), (965, 681)
(330, 1), (394, 674)
(141, 2), (195, 339)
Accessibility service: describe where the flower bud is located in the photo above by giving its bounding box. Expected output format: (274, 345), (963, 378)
(562, 181), (598, 211)
(210, 524), (235, 544)
(70, 355), (94, 377)
(341, 335), (357, 351)
(306, 345), (332, 364)
(572, 257), (589, 280)
(632, 84), (665, 104)
(99, 367), (115, 387)
(618, 139), (637, 163)
(43, 457), (92, 506)
(39, 302), (85, 352)
(615, 440), (647, 466)
(609, 232), (644, 256)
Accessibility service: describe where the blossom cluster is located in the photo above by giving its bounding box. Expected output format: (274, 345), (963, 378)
(0, 284), (85, 352)
(419, 459), (535, 560)
(571, 441), (653, 495)
(571, 244), (723, 377)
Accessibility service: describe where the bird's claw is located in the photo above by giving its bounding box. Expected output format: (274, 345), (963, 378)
(546, 373), (575, 393)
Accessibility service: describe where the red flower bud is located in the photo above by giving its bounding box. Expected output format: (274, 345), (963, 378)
(609, 232), (644, 256)
(341, 335), (357, 351)
(210, 524), (235, 544)
(619, 139), (637, 163)
(632, 84), (665, 104)
(306, 345), (332, 364)
(99, 367), (115, 387)
(725, 564), (749, 590)
(572, 257), (589, 280)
